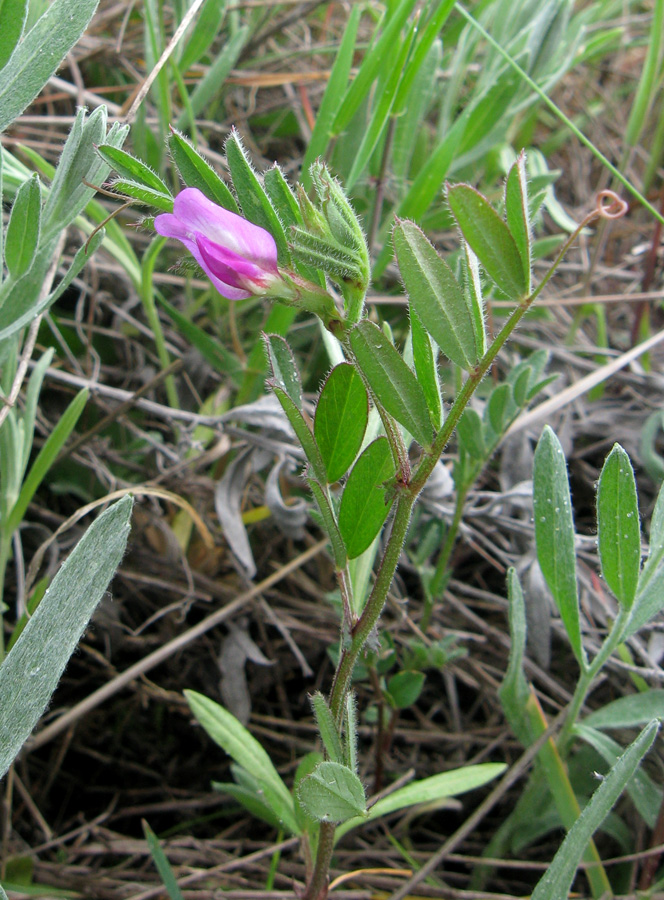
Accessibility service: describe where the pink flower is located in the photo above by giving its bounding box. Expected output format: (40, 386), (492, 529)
(154, 187), (280, 300)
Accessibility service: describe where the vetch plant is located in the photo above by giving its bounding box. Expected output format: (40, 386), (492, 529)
(103, 134), (656, 898)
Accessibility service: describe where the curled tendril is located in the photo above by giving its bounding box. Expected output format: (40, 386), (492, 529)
(595, 190), (628, 220)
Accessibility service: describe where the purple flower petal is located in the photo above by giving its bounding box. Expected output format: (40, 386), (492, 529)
(196, 234), (267, 284)
(173, 188), (278, 272)
(154, 212), (199, 258)
(193, 248), (252, 300)
(155, 211), (251, 300)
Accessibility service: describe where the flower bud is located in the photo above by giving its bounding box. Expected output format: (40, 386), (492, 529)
(291, 163), (370, 324)
(310, 162), (369, 280)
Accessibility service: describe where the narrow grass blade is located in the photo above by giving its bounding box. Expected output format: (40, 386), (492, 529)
(142, 821), (185, 900)
(8, 389), (88, 533)
(331, 0), (418, 137)
(624, 0), (664, 151)
(156, 295), (242, 384)
(345, 19), (417, 190)
(177, 25), (248, 127)
(452, 3), (664, 226)
(178, 0), (226, 72)
(392, 0), (455, 114)
(395, 108), (469, 222)
(301, 4), (360, 185)
(392, 39), (441, 184)
(531, 720), (659, 900)
(236, 305), (296, 405)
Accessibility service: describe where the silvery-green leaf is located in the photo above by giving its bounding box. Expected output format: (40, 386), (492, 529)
(0, 496), (133, 779)
(0, 0), (99, 134)
(4, 173), (40, 279)
(596, 444), (640, 609)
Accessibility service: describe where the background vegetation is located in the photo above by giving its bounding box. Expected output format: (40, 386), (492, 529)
(1, 0), (664, 897)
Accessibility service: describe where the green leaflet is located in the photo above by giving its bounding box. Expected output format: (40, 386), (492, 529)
(349, 319), (434, 448)
(596, 444), (641, 610)
(394, 220), (480, 370)
(447, 183), (527, 300)
(297, 760), (367, 824)
(533, 427), (585, 668)
(338, 437), (395, 559)
(314, 363), (368, 483)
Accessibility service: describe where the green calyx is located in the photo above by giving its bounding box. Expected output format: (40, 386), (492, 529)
(276, 269), (343, 330)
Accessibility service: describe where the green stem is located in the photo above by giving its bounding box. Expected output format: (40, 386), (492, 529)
(307, 293), (539, 897)
(558, 606), (630, 755)
(329, 491), (416, 723)
(305, 821), (335, 900)
(140, 236), (179, 411)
